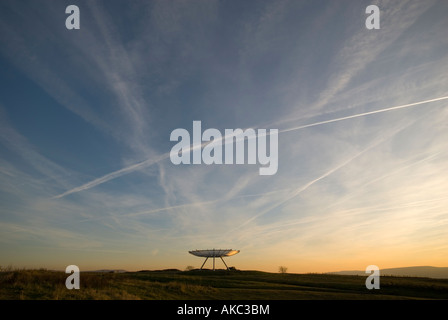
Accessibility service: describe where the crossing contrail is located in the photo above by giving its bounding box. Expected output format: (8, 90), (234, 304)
(280, 96), (448, 133)
(53, 95), (448, 199)
(231, 129), (394, 230)
(52, 154), (169, 199)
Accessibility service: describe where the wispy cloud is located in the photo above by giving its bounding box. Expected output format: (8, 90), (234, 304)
(1, 0), (447, 271)
(233, 121), (410, 231)
(0, 106), (76, 193)
(280, 96), (448, 133)
(52, 153), (169, 199)
(53, 95), (448, 199)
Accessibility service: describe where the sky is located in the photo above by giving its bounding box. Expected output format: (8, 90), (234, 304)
(0, 0), (448, 274)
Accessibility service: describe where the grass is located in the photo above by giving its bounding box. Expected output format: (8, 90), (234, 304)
(1, 268), (447, 300)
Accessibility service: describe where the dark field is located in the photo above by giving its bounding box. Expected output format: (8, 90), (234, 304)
(1, 269), (447, 300)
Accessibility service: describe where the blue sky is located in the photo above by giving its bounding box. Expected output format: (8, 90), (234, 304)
(1, 0), (448, 272)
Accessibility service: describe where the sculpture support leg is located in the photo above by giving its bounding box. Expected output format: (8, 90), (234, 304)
(220, 257), (229, 270)
(200, 257), (208, 270)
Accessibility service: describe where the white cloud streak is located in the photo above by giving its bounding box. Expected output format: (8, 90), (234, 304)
(232, 130), (395, 231)
(280, 96), (448, 134)
(52, 153), (169, 199)
(53, 95), (448, 199)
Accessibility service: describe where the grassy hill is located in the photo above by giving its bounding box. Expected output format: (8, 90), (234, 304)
(1, 268), (448, 300)
(329, 266), (448, 279)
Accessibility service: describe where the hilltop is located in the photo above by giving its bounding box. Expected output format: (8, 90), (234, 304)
(329, 266), (448, 279)
(1, 268), (448, 300)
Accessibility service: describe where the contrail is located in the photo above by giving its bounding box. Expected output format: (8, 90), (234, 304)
(232, 143), (376, 230)
(75, 187), (290, 224)
(75, 198), (220, 223)
(53, 153), (170, 199)
(53, 95), (448, 199)
(280, 96), (448, 133)
(231, 122), (411, 230)
(52, 127), (258, 199)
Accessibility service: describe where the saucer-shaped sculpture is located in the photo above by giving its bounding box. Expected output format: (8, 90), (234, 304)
(189, 249), (240, 270)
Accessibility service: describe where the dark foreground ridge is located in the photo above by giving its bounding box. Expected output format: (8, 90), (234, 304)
(1, 268), (448, 300)
(328, 266), (448, 279)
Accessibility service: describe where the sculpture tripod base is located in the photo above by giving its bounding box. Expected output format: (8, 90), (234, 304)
(200, 256), (229, 271)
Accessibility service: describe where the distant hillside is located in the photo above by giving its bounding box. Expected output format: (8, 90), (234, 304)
(2, 268), (448, 299)
(329, 266), (448, 279)
(88, 269), (127, 273)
